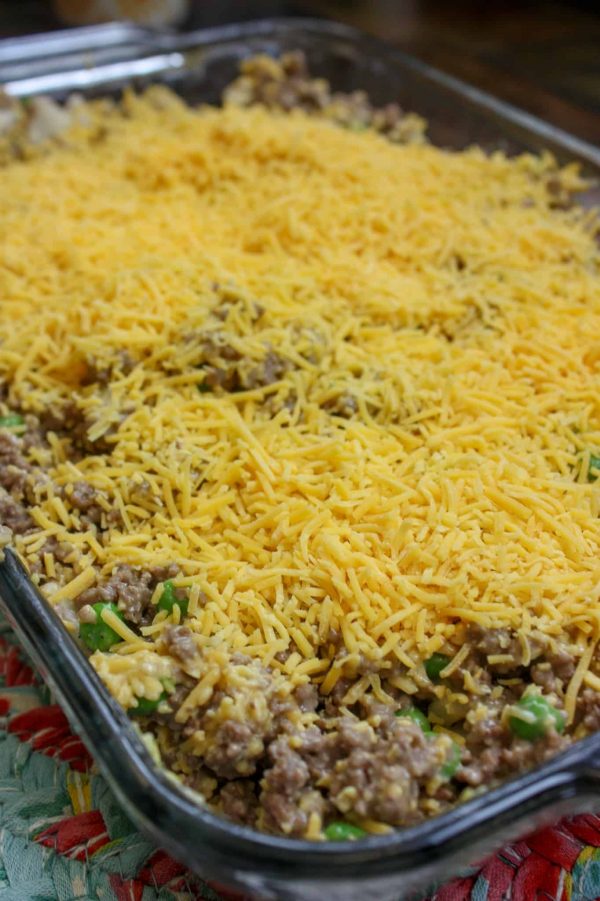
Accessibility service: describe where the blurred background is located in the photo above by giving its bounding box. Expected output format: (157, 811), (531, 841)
(1, 0), (599, 144)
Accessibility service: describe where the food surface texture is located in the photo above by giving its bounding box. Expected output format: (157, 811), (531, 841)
(0, 54), (599, 840)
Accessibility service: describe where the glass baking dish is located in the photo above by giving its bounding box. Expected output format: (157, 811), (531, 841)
(1, 18), (600, 901)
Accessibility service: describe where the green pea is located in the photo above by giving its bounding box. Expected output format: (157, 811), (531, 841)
(79, 603), (124, 652)
(508, 693), (566, 742)
(324, 821), (366, 841)
(440, 740), (462, 780)
(425, 653), (451, 682)
(129, 690), (168, 717)
(395, 707), (432, 733)
(157, 580), (189, 618)
(0, 414), (24, 428)
(588, 454), (600, 482)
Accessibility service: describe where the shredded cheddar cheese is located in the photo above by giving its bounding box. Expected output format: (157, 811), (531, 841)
(1, 89), (599, 706)
(50, 565), (97, 603)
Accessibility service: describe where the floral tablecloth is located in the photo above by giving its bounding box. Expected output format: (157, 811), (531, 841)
(0, 620), (599, 901)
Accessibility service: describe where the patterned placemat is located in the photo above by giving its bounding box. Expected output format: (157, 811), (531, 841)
(0, 620), (599, 901)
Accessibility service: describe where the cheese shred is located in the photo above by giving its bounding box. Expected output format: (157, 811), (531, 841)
(1, 88), (599, 700)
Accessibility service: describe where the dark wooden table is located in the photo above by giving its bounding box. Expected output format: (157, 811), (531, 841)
(1, 0), (599, 145)
(300, 0), (600, 146)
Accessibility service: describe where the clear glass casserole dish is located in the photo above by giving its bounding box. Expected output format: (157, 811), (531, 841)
(1, 18), (600, 901)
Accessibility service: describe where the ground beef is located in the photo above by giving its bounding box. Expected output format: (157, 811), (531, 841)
(294, 682), (319, 713)
(194, 333), (242, 392)
(76, 565), (152, 622)
(329, 715), (450, 824)
(329, 749), (418, 824)
(499, 730), (569, 775)
(162, 625), (196, 661)
(226, 50), (330, 113)
(198, 335), (289, 393)
(66, 481), (104, 526)
(264, 391), (297, 418)
(245, 351), (289, 388)
(0, 490), (33, 534)
(260, 737), (318, 835)
(0, 432), (28, 471)
(530, 662), (557, 693)
(43, 537), (75, 564)
(458, 747), (503, 788)
(172, 760), (218, 800)
(211, 293), (264, 324)
(258, 709), (454, 835)
(150, 680), (193, 737)
(28, 536), (77, 577)
(531, 645), (576, 693)
(149, 562), (178, 582)
(0, 463), (29, 499)
(223, 51), (426, 144)
(577, 688), (600, 732)
(75, 562), (179, 621)
(324, 393), (359, 418)
(458, 697), (508, 787)
(322, 677), (354, 717)
(0, 418), (51, 503)
(203, 364), (238, 392)
(258, 721), (341, 836)
(81, 351), (135, 386)
(546, 174), (575, 210)
(218, 780), (259, 827)
(0, 432), (31, 499)
(40, 400), (118, 456)
(20, 415), (47, 452)
(468, 625), (546, 673)
(458, 697), (568, 788)
(154, 653), (287, 785)
(181, 290), (300, 396)
(202, 719), (270, 780)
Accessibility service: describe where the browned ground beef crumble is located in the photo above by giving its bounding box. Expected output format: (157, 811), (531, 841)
(0, 53), (595, 840)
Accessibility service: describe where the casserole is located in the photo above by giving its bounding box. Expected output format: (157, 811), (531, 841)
(1, 18), (600, 901)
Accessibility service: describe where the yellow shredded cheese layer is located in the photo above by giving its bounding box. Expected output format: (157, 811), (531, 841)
(1, 92), (600, 697)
